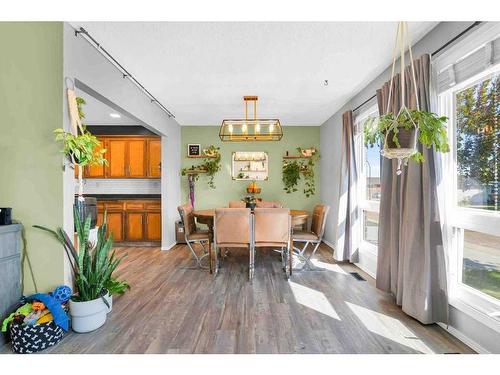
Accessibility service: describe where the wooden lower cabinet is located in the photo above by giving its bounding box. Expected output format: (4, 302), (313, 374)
(97, 211), (124, 242)
(97, 199), (161, 243)
(126, 213), (145, 241)
(145, 212), (162, 241)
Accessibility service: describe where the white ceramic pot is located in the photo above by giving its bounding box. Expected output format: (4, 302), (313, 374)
(103, 291), (113, 313)
(69, 296), (107, 333)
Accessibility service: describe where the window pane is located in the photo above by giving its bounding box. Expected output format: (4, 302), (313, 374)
(462, 230), (500, 300)
(455, 74), (500, 211)
(365, 144), (381, 201)
(363, 210), (379, 245)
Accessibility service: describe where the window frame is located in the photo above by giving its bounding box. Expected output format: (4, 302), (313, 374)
(355, 104), (381, 255)
(438, 63), (500, 331)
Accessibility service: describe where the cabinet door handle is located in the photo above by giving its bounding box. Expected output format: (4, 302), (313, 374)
(158, 162), (161, 170)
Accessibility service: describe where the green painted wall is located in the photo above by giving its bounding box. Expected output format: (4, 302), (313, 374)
(0, 22), (64, 294)
(181, 126), (321, 211)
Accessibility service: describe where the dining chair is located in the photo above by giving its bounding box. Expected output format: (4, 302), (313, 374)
(256, 200), (282, 208)
(177, 204), (210, 269)
(228, 200), (246, 208)
(252, 208), (291, 280)
(214, 208), (252, 277)
(292, 204), (330, 271)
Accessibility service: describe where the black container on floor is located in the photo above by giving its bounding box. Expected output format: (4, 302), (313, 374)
(0, 208), (12, 225)
(74, 197), (97, 228)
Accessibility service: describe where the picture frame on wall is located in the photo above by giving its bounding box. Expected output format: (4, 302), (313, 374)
(187, 144), (201, 157)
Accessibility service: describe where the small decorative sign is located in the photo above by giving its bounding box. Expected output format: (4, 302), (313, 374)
(187, 144), (201, 157)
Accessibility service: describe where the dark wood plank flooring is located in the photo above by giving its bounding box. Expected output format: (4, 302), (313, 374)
(2, 244), (474, 354)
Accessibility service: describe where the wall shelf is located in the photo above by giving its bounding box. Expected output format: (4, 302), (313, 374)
(183, 169), (207, 174)
(283, 155), (311, 159)
(186, 155), (218, 159)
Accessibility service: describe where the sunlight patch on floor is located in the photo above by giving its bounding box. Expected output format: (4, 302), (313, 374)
(289, 281), (341, 320)
(310, 259), (349, 274)
(346, 302), (434, 353)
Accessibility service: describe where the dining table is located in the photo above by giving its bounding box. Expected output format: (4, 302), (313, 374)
(192, 208), (310, 274)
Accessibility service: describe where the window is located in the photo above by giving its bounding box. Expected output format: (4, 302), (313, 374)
(356, 105), (381, 253)
(439, 63), (500, 327)
(455, 74), (500, 211)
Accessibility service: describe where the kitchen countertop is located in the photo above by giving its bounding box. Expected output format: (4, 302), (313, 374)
(78, 194), (161, 200)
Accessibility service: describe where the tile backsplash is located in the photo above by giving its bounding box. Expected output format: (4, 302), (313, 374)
(76, 179), (161, 195)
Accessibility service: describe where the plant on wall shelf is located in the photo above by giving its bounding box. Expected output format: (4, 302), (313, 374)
(54, 97), (107, 200)
(181, 145), (221, 189)
(282, 147), (319, 197)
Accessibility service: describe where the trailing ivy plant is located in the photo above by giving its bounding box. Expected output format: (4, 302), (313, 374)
(282, 147), (319, 197)
(181, 145), (221, 189)
(364, 109), (449, 163)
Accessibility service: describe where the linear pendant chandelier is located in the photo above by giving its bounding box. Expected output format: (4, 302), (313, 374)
(219, 96), (283, 141)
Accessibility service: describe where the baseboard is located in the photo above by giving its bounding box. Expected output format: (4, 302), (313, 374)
(437, 322), (489, 354)
(321, 240), (335, 251)
(161, 242), (178, 251)
(354, 260), (376, 279)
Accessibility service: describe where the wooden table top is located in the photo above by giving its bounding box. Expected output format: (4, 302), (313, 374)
(192, 209), (309, 218)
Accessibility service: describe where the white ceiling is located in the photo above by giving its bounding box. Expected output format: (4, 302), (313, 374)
(72, 22), (437, 126)
(75, 89), (141, 126)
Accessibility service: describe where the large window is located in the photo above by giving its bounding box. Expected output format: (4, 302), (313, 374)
(356, 106), (381, 252)
(439, 64), (500, 325)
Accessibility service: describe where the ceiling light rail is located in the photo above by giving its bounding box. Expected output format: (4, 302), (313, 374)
(73, 27), (175, 119)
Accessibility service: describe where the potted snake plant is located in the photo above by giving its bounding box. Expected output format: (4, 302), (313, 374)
(34, 208), (128, 332)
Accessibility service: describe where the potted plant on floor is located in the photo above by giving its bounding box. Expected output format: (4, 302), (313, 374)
(34, 209), (128, 333)
(103, 277), (130, 313)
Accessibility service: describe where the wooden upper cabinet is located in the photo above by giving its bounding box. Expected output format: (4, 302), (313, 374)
(85, 139), (107, 178)
(108, 139), (127, 178)
(128, 139), (147, 177)
(147, 139), (161, 178)
(82, 136), (160, 179)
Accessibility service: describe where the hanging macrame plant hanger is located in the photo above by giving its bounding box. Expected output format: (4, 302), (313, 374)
(382, 22), (421, 175)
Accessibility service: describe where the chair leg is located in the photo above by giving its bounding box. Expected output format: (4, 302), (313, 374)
(302, 241), (325, 271)
(184, 240), (210, 270)
(249, 245), (255, 281)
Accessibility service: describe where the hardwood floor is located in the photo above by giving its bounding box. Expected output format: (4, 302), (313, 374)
(2, 244), (474, 354)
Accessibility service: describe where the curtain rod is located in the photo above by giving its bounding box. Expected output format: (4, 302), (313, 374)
(352, 21), (482, 114)
(74, 27), (175, 119)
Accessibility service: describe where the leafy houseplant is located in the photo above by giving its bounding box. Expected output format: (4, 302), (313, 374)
(34, 208), (128, 332)
(364, 109), (450, 164)
(54, 97), (107, 201)
(181, 145), (221, 189)
(282, 147), (319, 197)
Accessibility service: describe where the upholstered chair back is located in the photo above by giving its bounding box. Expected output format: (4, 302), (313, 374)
(215, 208), (251, 247)
(310, 204), (330, 238)
(253, 208), (290, 247)
(256, 201), (282, 208)
(177, 204), (197, 237)
(228, 200), (246, 208)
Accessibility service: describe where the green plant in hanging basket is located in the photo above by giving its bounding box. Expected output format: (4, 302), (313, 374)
(363, 22), (450, 173)
(364, 108), (450, 163)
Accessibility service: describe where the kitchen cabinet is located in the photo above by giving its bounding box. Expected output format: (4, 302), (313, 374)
(145, 212), (161, 240)
(96, 199), (161, 243)
(107, 139), (128, 178)
(81, 136), (160, 179)
(147, 139), (161, 178)
(97, 210), (124, 242)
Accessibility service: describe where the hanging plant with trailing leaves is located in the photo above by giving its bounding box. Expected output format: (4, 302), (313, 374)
(282, 147), (319, 197)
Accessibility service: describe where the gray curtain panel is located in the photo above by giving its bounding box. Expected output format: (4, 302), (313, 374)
(375, 54), (448, 325)
(336, 110), (359, 262)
